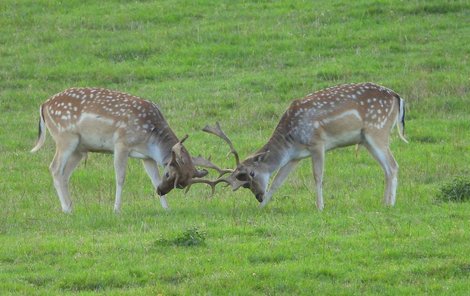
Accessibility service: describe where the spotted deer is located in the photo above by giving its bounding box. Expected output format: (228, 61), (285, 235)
(204, 82), (408, 210)
(31, 88), (219, 213)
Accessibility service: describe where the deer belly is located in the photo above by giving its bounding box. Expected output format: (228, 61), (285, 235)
(76, 115), (117, 152)
(324, 130), (361, 150)
(79, 133), (115, 152)
(129, 151), (147, 159)
(321, 115), (363, 150)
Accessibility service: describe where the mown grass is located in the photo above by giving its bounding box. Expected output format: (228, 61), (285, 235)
(1, 0), (470, 295)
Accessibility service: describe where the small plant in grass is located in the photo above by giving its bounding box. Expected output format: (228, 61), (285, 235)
(438, 177), (470, 202)
(155, 227), (206, 247)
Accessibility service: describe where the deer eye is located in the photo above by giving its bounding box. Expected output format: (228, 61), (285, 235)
(165, 172), (170, 178)
(249, 171), (255, 177)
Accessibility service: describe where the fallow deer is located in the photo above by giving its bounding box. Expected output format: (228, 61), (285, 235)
(204, 82), (408, 210)
(31, 88), (219, 213)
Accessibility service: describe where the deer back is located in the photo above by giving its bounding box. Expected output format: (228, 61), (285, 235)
(278, 83), (401, 148)
(42, 88), (175, 153)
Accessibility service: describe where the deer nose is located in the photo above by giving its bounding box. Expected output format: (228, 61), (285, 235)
(255, 193), (263, 203)
(157, 187), (165, 196)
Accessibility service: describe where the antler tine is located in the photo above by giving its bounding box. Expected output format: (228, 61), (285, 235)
(179, 134), (189, 144)
(202, 122), (240, 166)
(192, 156), (233, 178)
(185, 178), (231, 196)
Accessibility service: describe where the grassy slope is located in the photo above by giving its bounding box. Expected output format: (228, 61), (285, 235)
(1, 0), (469, 294)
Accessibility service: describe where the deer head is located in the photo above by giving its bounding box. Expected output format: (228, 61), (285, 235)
(201, 122), (270, 202)
(156, 135), (210, 196)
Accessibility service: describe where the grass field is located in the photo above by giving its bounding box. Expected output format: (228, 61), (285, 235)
(1, 0), (470, 294)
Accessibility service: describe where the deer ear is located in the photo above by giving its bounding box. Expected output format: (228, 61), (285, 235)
(171, 143), (186, 167)
(193, 168), (209, 178)
(235, 172), (250, 182)
(252, 150), (270, 163)
(170, 150), (177, 166)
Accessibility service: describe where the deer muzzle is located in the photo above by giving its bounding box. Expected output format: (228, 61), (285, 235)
(157, 186), (170, 196)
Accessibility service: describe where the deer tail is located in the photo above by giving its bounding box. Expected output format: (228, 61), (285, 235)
(397, 96), (409, 143)
(31, 105), (46, 153)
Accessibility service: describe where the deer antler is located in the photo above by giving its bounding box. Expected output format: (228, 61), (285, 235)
(185, 171), (249, 196)
(192, 156), (233, 177)
(223, 174), (247, 192)
(202, 122), (240, 167)
(179, 134), (189, 144)
(185, 178), (231, 196)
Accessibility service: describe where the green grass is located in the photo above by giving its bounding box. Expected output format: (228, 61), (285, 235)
(1, 0), (470, 294)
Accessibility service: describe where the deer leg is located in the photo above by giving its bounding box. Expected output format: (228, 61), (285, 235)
(49, 135), (79, 213)
(113, 145), (129, 213)
(387, 150), (399, 206)
(59, 151), (86, 210)
(260, 159), (300, 208)
(63, 152), (86, 182)
(142, 159), (169, 210)
(50, 150), (72, 213)
(310, 147), (325, 211)
(364, 138), (398, 206)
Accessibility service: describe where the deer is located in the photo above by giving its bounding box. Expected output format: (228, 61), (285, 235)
(203, 82), (408, 210)
(31, 87), (222, 213)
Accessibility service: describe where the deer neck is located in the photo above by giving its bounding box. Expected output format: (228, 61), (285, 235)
(150, 126), (180, 165)
(256, 129), (294, 174)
